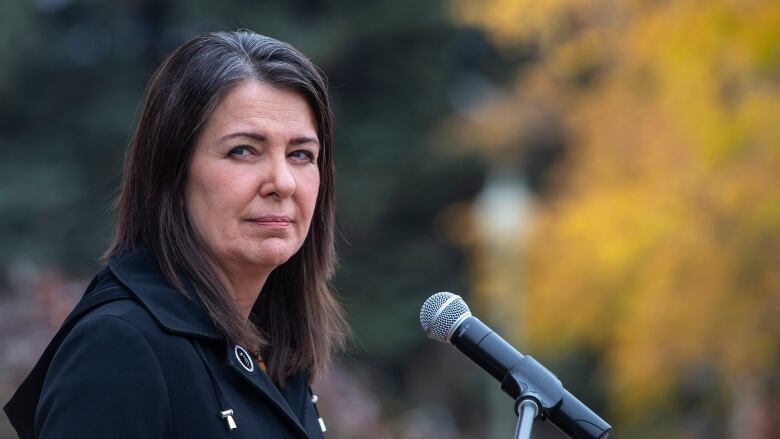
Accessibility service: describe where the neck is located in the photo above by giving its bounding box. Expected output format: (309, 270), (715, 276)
(215, 262), (271, 320)
(231, 275), (269, 319)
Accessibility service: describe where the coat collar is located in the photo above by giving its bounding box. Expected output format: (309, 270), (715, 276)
(107, 248), (312, 438)
(107, 247), (223, 341)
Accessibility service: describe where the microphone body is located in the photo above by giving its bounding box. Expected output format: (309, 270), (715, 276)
(450, 315), (520, 381)
(421, 293), (612, 439)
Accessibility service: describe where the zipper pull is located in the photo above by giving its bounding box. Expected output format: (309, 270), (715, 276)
(219, 409), (237, 431)
(311, 394), (326, 432)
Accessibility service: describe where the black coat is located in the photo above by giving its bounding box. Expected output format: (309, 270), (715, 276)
(4, 249), (327, 439)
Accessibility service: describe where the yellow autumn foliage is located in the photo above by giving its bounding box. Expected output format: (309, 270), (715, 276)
(452, 0), (780, 432)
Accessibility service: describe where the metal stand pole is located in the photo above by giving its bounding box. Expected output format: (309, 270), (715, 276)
(513, 399), (539, 439)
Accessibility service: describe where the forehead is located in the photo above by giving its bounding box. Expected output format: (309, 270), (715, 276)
(203, 80), (317, 138)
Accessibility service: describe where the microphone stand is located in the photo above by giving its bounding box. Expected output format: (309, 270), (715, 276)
(514, 398), (539, 439)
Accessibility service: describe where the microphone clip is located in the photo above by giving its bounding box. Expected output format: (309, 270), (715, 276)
(501, 355), (565, 421)
(501, 356), (611, 439)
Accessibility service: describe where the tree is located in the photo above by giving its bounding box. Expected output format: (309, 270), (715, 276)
(450, 0), (780, 435)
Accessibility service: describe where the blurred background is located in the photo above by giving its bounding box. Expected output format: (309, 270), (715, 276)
(1, 0), (779, 437)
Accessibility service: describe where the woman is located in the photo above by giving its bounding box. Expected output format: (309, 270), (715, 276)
(4, 31), (347, 438)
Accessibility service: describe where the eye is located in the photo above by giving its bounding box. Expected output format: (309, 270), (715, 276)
(228, 146), (253, 158)
(289, 150), (316, 163)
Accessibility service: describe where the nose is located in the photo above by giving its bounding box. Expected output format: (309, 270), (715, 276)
(259, 158), (296, 199)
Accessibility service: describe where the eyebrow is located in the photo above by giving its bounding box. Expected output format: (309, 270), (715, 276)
(219, 131), (320, 147)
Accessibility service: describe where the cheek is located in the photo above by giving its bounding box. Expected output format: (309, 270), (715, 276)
(185, 164), (250, 235)
(299, 172), (320, 215)
(184, 181), (217, 244)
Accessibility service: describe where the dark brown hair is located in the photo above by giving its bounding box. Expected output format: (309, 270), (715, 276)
(105, 31), (347, 385)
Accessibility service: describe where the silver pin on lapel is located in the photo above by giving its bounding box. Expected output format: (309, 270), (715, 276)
(219, 409), (237, 431)
(234, 345), (254, 372)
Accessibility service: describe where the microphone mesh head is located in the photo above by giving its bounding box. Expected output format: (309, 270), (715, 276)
(419, 292), (471, 343)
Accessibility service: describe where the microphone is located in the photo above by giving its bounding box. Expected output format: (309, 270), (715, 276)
(420, 292), (612, 439)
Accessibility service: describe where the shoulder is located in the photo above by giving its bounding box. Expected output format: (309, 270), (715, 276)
(76, 294), (157, 338)
(36, 298), (173, 438)
(58, 281), (173, 363)
(57, 298), (162, 367)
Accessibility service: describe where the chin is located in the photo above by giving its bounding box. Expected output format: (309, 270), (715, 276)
(249, 243), (298, 269)
(259, 254), (292, 269)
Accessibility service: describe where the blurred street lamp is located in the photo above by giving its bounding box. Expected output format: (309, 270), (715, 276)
(474, 167), (534, 251)
(471, 166), (535, 439)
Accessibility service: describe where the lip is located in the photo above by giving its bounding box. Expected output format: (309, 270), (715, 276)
(245, 215), (294, 228)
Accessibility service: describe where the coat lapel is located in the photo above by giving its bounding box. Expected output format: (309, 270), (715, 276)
(224, 343), (310, 438)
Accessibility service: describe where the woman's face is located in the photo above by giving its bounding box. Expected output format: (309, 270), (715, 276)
(184, 80), (320, 280)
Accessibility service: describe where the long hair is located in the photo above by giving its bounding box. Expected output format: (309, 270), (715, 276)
(105, 31), (347, 385)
